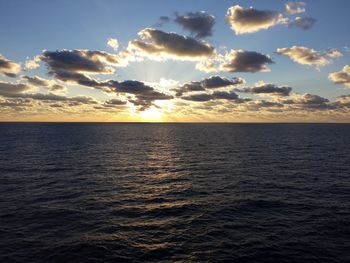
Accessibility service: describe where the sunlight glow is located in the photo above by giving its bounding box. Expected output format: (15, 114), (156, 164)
(140, 107), (163, 121)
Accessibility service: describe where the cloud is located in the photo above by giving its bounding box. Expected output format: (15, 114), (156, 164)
(202, 76), (245, 88)
(0, 98), (33, 108)
(255, 100), (284, 108)
(174, 11), (215, 38)
(196, 50), (274, 73)
(182, 90), (242, 102)
(38, 54), (174, 109)
(0, 81), (33, 97)
(23, 76), (53, 87)
(237, 82), (292, 96)
(41, 49), (120, 76)
(285, 2), (306, 14)
(0, 54), (21, 77)
(50, 84), (67, 93)
(0, 80), (98, 108)
(128, 28), (215, 60)
(335, 95), (350, 107)
(104, 99), (127, 106)
(22, 75), (67, 94)
(280, 93), (333, 110)
(24, 56), (41, 70)
(289, 16), (316, 30)
(329, 65), (350, 88)
(22, 93), (98, 104)
(154, 16), (171, 27)
(107, 38), (119, 50)
(226, 5), (287, 34)
(276, 46), (342, 67)
(106, 80), (173, 110)
(174, 76), (244, 96)
(221, 50), (274, 72)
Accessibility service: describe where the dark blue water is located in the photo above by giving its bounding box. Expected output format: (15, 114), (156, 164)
(0, 123), (349, 262)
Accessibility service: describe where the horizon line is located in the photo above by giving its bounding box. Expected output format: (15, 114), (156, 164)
(0, 121), (349, 124)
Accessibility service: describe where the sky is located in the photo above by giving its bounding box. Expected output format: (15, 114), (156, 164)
(0, 0), (350, 122)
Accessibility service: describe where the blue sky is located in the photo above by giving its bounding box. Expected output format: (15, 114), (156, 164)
(0, 0), (349, 121)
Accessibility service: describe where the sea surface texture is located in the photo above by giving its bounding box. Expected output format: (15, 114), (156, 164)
(0, 123), (349, 262)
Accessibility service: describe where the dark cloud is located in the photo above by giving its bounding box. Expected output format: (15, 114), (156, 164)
(174, 11), (215, 38)
(221, 50), (274, 72)
(226, 5), (287, 34)
(41, 49), (119, 76)
(36, 58), (174, 110)
(289, 16), (316, 30)
(182, 93), (213, 102)
(0, 81), (32, 97)
(174, 76), (244, 96)
(182, 90), (241, 102)
(0, 54), (21, 77)
(281, 93), (333, 110)
(46, 70), (107, 91)
(237, 83), (292, 97)
(106, 80), (173, 110)
(202, 76), (244, 88)
(155, 16), (170, 27)
(50, 84), (66, 92)
(128, 28), (215, 60)
(255, 100), (284, 108)
(23, 76), (52, 87)
(175, 81), (204, 96)
(104, 99), (127, 106)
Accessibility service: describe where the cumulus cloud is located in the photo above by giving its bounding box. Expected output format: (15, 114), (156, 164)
(107, 38), (119, 50)
(39, 49), (123, 91)
(41, 49), (120, 76)
(182, 90), (246, 102)
(128, 28), (215, 60)
(38, 53), (174, 110)
(280, 93), (333, 110)
(196, 50), (274, 73)
(276, 46), (342, 67)
(329, 65), (350, 88)
(289, 16), (316, 30)
(335, 95), (350, 107)
(174, 11), (215, 38)
(237, 82), (292, 97)
(174, 76), (244, 96)
(221, 50), (274, 72)
(226, 5), (287, 34)
(24, 56), (41, 70)
(0, 54), (21, 77)
(105, 80), (173, 110)
(285, 2), (306, 14)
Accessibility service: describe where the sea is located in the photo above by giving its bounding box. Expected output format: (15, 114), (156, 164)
(0, 123), (349, 262)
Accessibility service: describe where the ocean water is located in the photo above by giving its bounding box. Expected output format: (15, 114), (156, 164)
(0, 123), (349, 262)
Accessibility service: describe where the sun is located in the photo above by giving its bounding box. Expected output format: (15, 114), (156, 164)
(140, 107), (163, 121)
